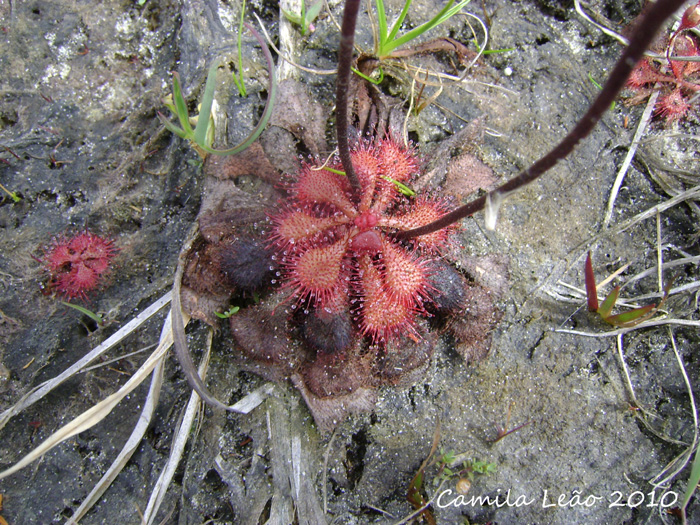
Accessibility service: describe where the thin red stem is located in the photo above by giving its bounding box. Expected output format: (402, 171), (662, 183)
(336, 0), (362, 200)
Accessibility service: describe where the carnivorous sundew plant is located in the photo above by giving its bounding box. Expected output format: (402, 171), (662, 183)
(625, 0), (700, 124)
(167, 0), (690, 431)
(268, 136), (456, 342)
(40, 230), (117, 300)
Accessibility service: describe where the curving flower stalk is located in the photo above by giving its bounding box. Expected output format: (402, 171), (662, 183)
(334, 0), (688, 239)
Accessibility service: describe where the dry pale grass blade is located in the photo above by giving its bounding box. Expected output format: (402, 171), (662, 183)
(544, 282), (586, 304)
(575, 0), (691, 62)
(485, 189), (504, 231)
(556, 318), (700, 337)
(457, 11), (488, 77)
(556, 250), (700, 304)
(565, 324), (692, 450)
(613, 184), (700, 234)
(322, 428), (337, 514)
(66, 318), (170, 524)
(638, 133), (700, 219)
(230, 383), (276, 413)
(649, 328), (699, 488)
(0, 307), (190, 481)
(619, 280), (700, 302)
(143, 328), (212, 525)
(603, 91), (658, 228)
(388, 10), (488, 84)
(0, 291), (172, 432)
(143, 378), (276, 525)
(254, 13), (336, 75)
(266, 392), (326, 524)
(402, 62), (518, 95)
(279, 0), (302, 81)
(614, 334), (643, 411)
(575, 0), (629, 45)
(622, 254), (700, 289)
(323, 0), (341, 33)
(546, 261), (631, 305)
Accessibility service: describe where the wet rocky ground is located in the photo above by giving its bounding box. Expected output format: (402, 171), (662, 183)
(1, 0), (700, 523)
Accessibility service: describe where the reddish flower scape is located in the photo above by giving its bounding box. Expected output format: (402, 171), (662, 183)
(43, 231), (117, 299)
(269, 137), (455, 341)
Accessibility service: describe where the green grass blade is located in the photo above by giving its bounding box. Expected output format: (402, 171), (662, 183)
(282, 8), (302, 25)
(171, 73), (194, 136)
(393, 0), (467, 49)
(386, 0), (414, 43)
(163, 100), (177, 115)
(322, 167), (346, 175)
(203, 23), (276, 156)
(158, 112), (188, 139)
(305, 0), (324, 27)
(381, 175), (415, 196)
(482, 47), (515, 55)
(597, 286), (619, 319)
(193, 63), (218, 147)
(375, 0), (389, 51)
(605, 304), (655, 326)
(351, 66), (384, 84)
(61, 301), (103, 325)
(235, 0), (248, 95)
(682, 443), (700, 516)
(0, 182), (21, 202)
(381, 0), (471, 57)
(300, 0), (307, 33)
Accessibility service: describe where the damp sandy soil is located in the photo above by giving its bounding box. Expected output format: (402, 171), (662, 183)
(1, 0), (700, 523)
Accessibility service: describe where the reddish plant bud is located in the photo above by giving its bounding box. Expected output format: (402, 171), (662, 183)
(679, 2), (700, 32)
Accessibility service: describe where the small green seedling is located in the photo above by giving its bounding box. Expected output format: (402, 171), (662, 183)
(585, 252), (670, 327)
(232, 0), (248, 97)
(406, 422), (496, 522)
(282, 0), (324, 36)
(215, 305), (240, 319)
(160, 63), (222, 159)
(431, 450), (496, 486)
(61, 301), (104, 326)
(159, 23), (277, 159)
(0, 182), (21, 203)
(321, 166), (415, 196)
(468, 459), (497, 476)
(480, 47), (515, 55)
(587, 72), (616, 111)
(373, 0), (473, 59)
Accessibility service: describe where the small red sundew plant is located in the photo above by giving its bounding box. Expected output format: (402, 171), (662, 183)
(41, 231), (117, 299)
(625, 1), (700, 124)
(268, 136), (455, 342)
